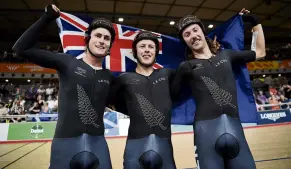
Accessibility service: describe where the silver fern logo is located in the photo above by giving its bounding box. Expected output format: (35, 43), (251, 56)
(135, 93), (167, 130)
(77, 84), (99, 128)
(201, 76), (236, 108)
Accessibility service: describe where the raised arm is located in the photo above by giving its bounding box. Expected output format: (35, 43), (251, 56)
(12, 5), (71, 70)
(241, 8), (266, 60)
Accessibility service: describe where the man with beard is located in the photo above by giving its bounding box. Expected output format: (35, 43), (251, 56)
(108, 31), (176, 169)
(12, 4), (115, 169)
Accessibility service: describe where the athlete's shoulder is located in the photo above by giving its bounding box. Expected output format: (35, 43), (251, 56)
(178, 60), (188, 68)
(218, 49), (241, 55)
(157, 67), (174, 73)
(117, 72), (136, 79)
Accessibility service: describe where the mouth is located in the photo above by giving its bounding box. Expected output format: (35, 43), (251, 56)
(95, 45), (105, 50)
(191, 39), (201, 45)
(142, 55), (151, 59)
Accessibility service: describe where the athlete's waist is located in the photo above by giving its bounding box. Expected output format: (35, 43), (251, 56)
(194, 112), (240, 121)
(127, 130), (171, 140)
(54, 125), (105, 138)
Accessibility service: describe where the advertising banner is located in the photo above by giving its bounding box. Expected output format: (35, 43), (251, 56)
(247, 61), (280, 70)
(0, 123), (9, 141)
(7, 112), (119, 140)
(257, 109), (291, 125)
(7, 122), (56, 140)
(0, 63), (57, 74)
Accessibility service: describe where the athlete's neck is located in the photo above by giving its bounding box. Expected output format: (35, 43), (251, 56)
(83, 50), (103, 68)
(192, 45), (213, 60)
(136, 64), (154, 76)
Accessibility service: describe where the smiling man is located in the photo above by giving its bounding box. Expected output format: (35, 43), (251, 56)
(108, 31), (177, 169)
(12, 4), (116, 169)
(172, 9), (265, 169)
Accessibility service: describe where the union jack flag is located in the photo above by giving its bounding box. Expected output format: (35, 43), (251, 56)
(56, 12), (175, 73)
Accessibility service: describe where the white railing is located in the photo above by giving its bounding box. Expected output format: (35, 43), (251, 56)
(0, 114), (58, 122)
(1, 103), (289, 122)
(256, 102), (291, 112)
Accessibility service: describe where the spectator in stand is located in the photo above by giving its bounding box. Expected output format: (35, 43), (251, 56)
(264, 75), (273, 87)
(257, 90), (268, 105)
(12, 85), (21, 99)
(40, 102), (51, 121)
(10, 99), (24, 114)
(36, 94), (45, 107)
(268, 92), (280, 110)
(281, 84), (291, 99)
(279, 94), (289, 109)
(47, 95), (56, 111)
(45, 83), (54, 98)
(28, 101), (41, 114)
(0, 102), (8, 123)
(37, 84), (46, 96)
(53, 95), (58, 113)
(25, 85), (37, 105)
(10, 99), (24, 122)
(6, 99), (13, 111)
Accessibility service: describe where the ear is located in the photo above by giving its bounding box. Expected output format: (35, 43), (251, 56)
(84, 31), (91, 45)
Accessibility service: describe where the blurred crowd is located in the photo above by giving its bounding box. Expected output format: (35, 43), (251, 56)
(0, 83), (59, 123)
(252, 75), (291, 111)
(1, 74), (291, 123)
(264, 44), (291, 60)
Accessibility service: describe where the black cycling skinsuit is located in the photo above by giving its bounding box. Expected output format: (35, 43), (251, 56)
(109, 69), (177, 169)
(12, 12), (113, 169)
(172, 50), (257, 169)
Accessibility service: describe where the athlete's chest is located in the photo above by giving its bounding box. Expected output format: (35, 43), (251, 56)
(189, 55), (232, 78)
(67, 61), (112, 87)
(121, 72), (171, 91)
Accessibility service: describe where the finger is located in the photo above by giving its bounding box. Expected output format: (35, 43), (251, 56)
(52, 4), (60, 12)
(239, 8), (245, 14)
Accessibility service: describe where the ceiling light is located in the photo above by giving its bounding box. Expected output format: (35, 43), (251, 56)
(118, 18), (124, 22)
(170, 21), (175, 25)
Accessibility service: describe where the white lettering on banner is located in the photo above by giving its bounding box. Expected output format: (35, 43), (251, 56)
(23, 65), (44, 72)
(31, 128), (44, 134)
(260, 112), (287, 122)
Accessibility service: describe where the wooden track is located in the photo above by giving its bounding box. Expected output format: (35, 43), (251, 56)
(0, 123), (291, 169)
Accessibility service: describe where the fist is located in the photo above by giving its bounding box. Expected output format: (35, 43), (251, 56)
(239, 8), (250, 16)
(44, 4), (60, 19)
(51, 4), (60, 13)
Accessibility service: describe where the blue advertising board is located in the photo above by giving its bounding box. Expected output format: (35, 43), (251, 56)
(257, 109), (291, 125)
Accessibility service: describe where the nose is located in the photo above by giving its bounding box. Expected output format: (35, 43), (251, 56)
(144, 46), (150, 53)
(98, 37), (105, 44)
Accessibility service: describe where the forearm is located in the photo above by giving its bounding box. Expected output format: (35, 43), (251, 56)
(12, 14), (51, 54)
(12, 5), (66, 69)
(251, 24), (266, 60)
